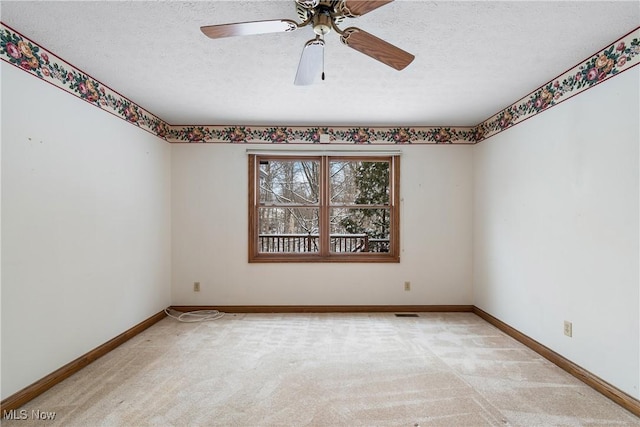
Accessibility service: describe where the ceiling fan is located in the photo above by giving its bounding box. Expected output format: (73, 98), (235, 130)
(200, 0), (415, 85)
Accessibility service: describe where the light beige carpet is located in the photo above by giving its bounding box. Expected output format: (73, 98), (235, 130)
(4, 313), (639, 426)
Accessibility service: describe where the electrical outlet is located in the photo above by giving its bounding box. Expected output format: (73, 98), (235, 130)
(194, 282), (200, 292)
(564, 320), (572, 337)
(404, 281), (411, 291)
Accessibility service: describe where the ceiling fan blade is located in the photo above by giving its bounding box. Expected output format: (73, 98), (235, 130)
(340, 27), (414, 71)
(294, 38), (325, 86)
(200, 19), (298, 39)
(338, 0), (394, 17)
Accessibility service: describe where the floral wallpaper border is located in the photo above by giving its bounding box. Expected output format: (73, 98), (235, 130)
(0, 23), (172, 140)
(1, 22), (638, 144)
(166, 125), (478, 144)
(476, 27), (640, 142)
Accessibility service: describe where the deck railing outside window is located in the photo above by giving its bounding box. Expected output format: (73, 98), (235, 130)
(258, 234), (389, 253)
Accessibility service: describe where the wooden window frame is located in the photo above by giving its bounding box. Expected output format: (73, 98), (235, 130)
(248, 154), (400, 263)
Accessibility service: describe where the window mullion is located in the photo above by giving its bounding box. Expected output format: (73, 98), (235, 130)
(319, 156), (330, 257)
(249, 155), (258, 260)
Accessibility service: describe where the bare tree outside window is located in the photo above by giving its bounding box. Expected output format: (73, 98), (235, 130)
(258, 159), (320, 252)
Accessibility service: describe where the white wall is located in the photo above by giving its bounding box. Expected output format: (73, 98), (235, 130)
(1, 63), (172, 399)
(171, 144), (473, 306)
(473, 68), (640, 399)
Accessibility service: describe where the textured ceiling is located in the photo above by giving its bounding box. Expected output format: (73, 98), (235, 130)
(1, 1), (638, 127)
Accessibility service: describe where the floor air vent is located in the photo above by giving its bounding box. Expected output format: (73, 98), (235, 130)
(395, 313), (419, 317)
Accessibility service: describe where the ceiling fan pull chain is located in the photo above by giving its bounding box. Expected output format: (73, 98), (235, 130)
(322, 34), (326, 81)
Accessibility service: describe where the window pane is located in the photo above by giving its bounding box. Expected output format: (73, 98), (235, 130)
(259, 159), (320, 205)
(329, 208), (391, 253)
(330, 160), (389, 205)
(258, 207), (319, 253)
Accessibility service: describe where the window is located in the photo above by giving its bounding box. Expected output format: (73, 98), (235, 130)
(248, 154), (400, 262)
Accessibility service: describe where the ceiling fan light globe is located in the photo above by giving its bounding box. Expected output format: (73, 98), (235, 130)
(312, 11), (333, 36)
(313, 23), (331, 35)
